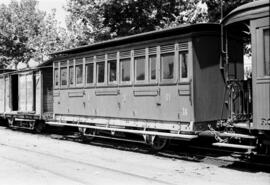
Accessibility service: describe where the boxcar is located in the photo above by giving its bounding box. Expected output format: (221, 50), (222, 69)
(0, 61), (53, 131)
(46, 23), (243, 149)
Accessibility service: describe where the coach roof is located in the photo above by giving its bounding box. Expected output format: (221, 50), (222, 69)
(51, 23), (220, 56)
(222, 0), (270, 26)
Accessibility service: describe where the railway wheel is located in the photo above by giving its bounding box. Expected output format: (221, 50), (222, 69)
(151, 136), (168, 151)
(7, 118), (15, 128)
(80, 128), (96, 143)
(34, 121), (46, 133)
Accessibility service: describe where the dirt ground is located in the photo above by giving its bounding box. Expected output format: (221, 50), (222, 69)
(0, 126), (269, 185)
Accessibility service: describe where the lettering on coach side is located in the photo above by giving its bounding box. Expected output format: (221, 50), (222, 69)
(261, 118), (270, 126)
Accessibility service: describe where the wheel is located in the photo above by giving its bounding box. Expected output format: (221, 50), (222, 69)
(7, 118), (15, 128)
(151, 136), (168, 151)
(34, 121), (46, 133)
(79, 128), (96, 143)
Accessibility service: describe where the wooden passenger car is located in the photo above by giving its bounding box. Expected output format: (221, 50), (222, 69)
(220, 0), (270, 152)
(223, 0), (269, 131)
(0, 61), (53, 131)
(49, 23), (243, 143)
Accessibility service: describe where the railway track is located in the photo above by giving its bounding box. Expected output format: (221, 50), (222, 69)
(2, 124), (270, 173)
(40, 127), (270, 173)
(0, 142), (174, 185)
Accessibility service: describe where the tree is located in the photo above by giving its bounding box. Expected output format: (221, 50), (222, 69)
(65, 0), (110, 45)
(0, 0), (43, 68)
(0, 0), (67, 68)
(203, 0), (252, 23)
(27, 9), (68, 62)
(65, 0), (209, 43)
(98, 0), (208, 37)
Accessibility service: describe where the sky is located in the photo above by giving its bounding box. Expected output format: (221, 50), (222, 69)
(0, 0), (67, 26)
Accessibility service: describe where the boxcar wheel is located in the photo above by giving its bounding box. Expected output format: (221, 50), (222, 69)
(7, 118), (15, 128)
(34, 121), (45, 133)
(79, 128), (95, 143)
(151, 136), (168, 151)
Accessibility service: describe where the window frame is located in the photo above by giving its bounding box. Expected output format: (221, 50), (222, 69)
(119, 51), (132, 85)
(177, 42), (189, 83)
(75, 58), (84, 87)
(60, 61), (68, 88)
(95, 54), (106, 86)
(96, 61), (106, 85)
(54, 62), (60, 89)
(160, 52), (175, 83)
(85, 57), (95, 86)
(120, 58), (131, 84)
(134, 55), (147, 84)
(262, 27), (270, 77)
(68, 59), (75, 88)
(255, 26), (270, 79)
(179, 51), (189, 82)
(107, 59), (117, 85)
(149, 54), (157, 83)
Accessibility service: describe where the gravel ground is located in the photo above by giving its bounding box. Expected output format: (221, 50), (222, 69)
(0, 126), (269, 185)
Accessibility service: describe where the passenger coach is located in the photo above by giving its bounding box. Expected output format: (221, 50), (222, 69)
(47, 23), (242, 149)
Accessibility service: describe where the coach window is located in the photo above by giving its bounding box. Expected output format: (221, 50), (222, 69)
(178, 42), (189, 81)
(263, 28), (269, 76)
(54, 63), (59, 88)
(75, 58), (83, 86)
(97, 62), (105, 83)
(96, 55), (105, 85)
(120, 51), (131, 84)
(148, 47), (157, 83)
(149, 55), (157, 81)
(134, 48), (146, 83)
(160, 44), (175, 82)
(120, 58), (131, 82)
(60, 61), (67, 87)
(179, 52), (188, 80)
(135, 56), (145, 82)
(69, 60), (74, 86)
(161, 53), (174, 80)
(108, 60), (117, 83)
(85, 57), (94, 85)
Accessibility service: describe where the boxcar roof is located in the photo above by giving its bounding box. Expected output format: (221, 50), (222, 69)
(222, 0), (270, 26)
(51, 23), (219, 56)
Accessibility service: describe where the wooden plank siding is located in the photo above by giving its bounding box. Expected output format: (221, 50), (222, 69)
(192, 35), (227, 122)
(251, 17), (270, 130)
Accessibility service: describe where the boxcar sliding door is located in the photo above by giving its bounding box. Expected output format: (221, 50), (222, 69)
(18, 73), (34, 112)
(35, 72), (41, 114)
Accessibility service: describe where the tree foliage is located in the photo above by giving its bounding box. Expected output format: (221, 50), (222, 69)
(65, 0), (253, 45)
(0, 0), (67, 68)
(65, 0), (109, 45)
(203, 0), (252, 23)
(65, 0), (208, 42)
(0, 0), (253, 68)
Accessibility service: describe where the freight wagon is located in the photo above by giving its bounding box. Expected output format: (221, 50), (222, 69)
(0, 61), (53, 132)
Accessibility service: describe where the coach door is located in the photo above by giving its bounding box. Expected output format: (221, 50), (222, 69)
(252, 17), (270, 130)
